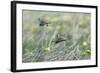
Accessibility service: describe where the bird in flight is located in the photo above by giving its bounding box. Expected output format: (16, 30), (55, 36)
(38, 18), (50, 26)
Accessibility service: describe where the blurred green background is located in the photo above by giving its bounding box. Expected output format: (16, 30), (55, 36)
(22, 10), (91, 63)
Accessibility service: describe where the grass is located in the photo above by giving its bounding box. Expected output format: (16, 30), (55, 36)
(22, 10), (91, 63)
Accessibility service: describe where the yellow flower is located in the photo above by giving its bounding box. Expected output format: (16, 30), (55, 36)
(82, 41), (88, 46)
(86, 49), (91, 53)
(45, 47), (51, 52)
(81, 52), (87, 56)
